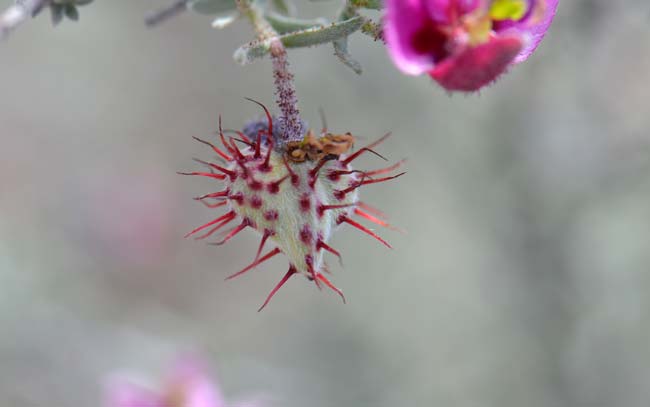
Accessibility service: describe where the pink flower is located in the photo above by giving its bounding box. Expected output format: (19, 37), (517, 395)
(384, 0), (559, 91)
(105, 358), (234, 407)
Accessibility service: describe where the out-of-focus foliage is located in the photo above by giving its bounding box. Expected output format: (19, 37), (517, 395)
(188, 0), (237, 15)
(1, 1), (650, 407)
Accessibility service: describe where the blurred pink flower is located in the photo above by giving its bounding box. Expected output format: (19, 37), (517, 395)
(106, 358), (237, 407)
(384, 0), (559, 91)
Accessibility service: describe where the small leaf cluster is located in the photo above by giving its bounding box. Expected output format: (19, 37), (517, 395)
(188, 0), (384, 74)
(49, 0), (93, 25)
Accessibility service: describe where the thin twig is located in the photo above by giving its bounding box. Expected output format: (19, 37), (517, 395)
(0, 0), (49, 40)
(144, 0), (189, 27)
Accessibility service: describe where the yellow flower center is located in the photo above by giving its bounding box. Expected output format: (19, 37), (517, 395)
(466, 14), (493, 46)
(489, 0), (528, 21)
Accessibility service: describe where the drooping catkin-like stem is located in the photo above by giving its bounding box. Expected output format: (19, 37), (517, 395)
(236, 0), (304, 144)
(0, 0), (49, 39)
(269, 40), (303, 143)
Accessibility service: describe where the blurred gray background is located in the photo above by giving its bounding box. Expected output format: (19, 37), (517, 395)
(1, 1), (650, 406)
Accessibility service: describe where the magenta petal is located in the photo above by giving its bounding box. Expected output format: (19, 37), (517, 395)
(423, 0), (481, 22)
(167, 358), (227, 407)
(429, 35), (523, 91)
(498, 0), (560, 63)
(384, 0), (437, 75)
(423, 0), (452, 22)
(105, 381), (163, 407)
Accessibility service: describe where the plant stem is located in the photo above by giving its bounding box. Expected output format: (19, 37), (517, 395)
(269, 41), (303, 143)
(236, 0), (303, 144)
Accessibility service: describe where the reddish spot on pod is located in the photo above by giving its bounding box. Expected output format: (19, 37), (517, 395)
(333, 190), (345, 200)
(250, 195), (263, 209)
(229, 192), (245, 205)
(257, 162), (273, 173)
(300, 224), (313, 246)
(267, 175), (289, 194)
(327, 168), (362, 182)
(264, 210), (279, 221)
(248, 179), (264, 191)
(299, 194), (311, 212)
(327, 171), (341, 182)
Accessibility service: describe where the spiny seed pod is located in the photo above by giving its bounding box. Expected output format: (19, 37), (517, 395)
(181, 101), (404, 311)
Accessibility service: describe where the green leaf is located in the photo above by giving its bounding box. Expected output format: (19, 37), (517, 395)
(64, 4), (79, 21)
(265, 11), (327, 35)
(333, 38), (363, 75)
(50, 5), (64, 26)
(188, 0), (237, 15)
(233, 39), (270, 65)
(330, 4), (363, 74)
(271, 0), (296, 17)
(279, 16), (363, 48)
(233, 16), (364, 65)
(350, 0), (382, 10)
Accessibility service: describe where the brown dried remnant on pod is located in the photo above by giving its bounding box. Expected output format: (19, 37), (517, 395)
(286, 131), (355, 163)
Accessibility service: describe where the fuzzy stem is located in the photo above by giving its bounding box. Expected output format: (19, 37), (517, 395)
(0, 0), (49, 40)
(144, 0), (189, 27)
(269, 41), (303, 142)
(236, 0), (303, 143)
(236, 0), (275, 40)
